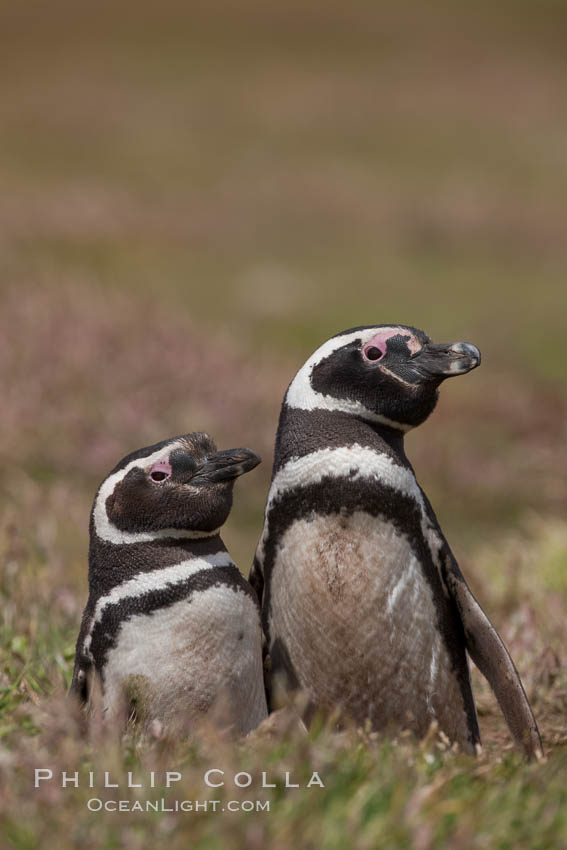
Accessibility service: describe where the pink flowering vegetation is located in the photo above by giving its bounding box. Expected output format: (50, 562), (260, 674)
(0, 282), (566, 850)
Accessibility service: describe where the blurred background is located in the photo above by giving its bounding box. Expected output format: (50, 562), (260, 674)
(1, 0), (566, 669)
(1, 5), (567, 846)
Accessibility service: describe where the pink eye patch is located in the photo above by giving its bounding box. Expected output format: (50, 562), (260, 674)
(149, 459), (172, 482)
(362, 328), (420, 363)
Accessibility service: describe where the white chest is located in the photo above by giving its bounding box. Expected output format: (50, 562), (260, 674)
(269, 510), (455, 728)
(102, 585), (266, 732)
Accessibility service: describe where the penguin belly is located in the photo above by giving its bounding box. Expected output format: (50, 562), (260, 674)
(102, 584), (267, 734)
(269, 510), (474, 749)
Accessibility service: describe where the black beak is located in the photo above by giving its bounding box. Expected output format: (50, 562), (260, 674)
(414, 341), (481, 379)
(194, 448), (261, 483)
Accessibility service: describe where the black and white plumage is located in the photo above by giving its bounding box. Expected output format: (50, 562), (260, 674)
(71, 433), (267, 734)
(251, 325), (542, 758)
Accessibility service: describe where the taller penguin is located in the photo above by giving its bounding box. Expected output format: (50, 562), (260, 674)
(251, 325), (542, 758)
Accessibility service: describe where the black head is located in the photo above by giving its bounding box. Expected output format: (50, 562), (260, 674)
(285, 324), (481, 430)
(92, 433), (261, 544)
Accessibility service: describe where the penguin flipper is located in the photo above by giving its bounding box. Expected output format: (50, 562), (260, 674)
(446, 564), (543, 760)
(248, 556), (271, 708)
(69, 657), (93, 707)
(249, 556), (264, 606)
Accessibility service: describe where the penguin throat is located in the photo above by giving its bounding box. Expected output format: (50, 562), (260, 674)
(367, 421), (407, 459)
(285, 384), (413, 433)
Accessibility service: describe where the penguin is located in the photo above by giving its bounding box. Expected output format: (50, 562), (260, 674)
(70, 432), (268, 735)
(251, 325), (543, 758)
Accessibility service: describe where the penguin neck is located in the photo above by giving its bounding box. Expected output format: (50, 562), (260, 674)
(87, 533), (230, 596)
(366, 420), (408, 460)
(273, 404), (411, 475)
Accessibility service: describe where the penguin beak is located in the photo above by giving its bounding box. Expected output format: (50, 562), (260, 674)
(413, 341), (481, 379)
(194, 448), (261, 483)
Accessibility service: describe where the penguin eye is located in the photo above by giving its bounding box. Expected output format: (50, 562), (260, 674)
(363, 345), (385, 363)
(149, 460), (172, 483)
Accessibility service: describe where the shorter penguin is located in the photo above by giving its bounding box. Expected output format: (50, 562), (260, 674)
(70, 432), (268, 735)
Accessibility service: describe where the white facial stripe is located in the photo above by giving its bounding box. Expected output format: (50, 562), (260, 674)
(285, 327), (414, 431)
(257, 445), (447, 593)
(83, 551), (234, 656)
(93, 441), (219, 544)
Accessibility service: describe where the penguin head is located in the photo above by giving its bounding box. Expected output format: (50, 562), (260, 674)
(93, 433), (261, 544)
(285, 324), (481, 431)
